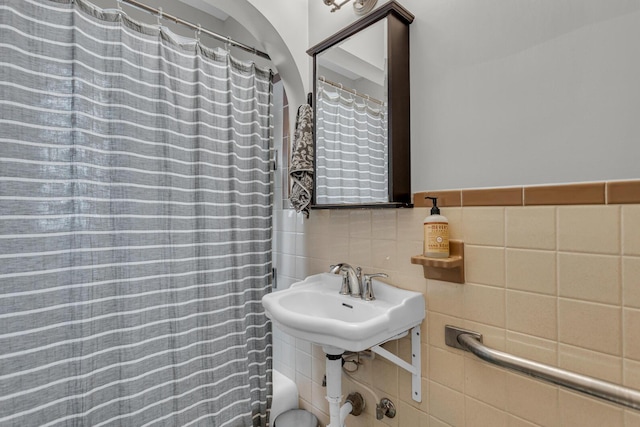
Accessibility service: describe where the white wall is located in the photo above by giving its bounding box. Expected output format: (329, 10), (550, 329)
(308, 0), (640, 191)
(248, 0), (309, 89)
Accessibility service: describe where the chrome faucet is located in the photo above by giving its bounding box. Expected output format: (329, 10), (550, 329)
(328, 263), (362, 297)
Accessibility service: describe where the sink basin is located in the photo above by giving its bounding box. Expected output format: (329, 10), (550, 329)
(261, 273), (425, 352)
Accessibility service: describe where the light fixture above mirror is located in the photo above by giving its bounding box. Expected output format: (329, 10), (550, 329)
(323, 0), (378, 15)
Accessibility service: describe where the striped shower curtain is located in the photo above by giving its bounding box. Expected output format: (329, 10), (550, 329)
(315, 85), (388, 204)
(0, 0), (273, 426)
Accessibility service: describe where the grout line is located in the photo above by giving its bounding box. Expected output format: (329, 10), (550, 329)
(555, 206), (560, 367)
(616, 207), (626, 387)
(503, 207), (509, 344)
(621, 305), (626, 391)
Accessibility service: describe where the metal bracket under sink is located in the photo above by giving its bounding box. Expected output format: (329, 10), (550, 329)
(370, 326), (422, 402)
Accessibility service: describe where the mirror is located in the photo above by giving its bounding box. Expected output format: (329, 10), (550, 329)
(307, 1), (414, 208)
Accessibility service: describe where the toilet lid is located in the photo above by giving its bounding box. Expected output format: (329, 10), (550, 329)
(273, 409), (318, 427)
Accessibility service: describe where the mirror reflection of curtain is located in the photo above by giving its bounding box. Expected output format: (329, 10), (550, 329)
(315, 84), (388, 204)
(0, 0), (272, 426)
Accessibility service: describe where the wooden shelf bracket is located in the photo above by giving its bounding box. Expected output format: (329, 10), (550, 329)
(411, 240), (465, 284)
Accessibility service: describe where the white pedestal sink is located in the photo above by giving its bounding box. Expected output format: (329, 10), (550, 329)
(262, 273), (425, 351)
(262, 273), (425, 427)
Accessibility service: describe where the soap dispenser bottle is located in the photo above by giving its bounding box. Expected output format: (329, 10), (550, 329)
(424, 196), (449, 258)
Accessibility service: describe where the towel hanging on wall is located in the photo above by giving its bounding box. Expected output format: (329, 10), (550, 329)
(289, 104), (314, 217)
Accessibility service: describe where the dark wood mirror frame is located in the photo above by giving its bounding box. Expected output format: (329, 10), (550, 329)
(307, 1), (414, 209)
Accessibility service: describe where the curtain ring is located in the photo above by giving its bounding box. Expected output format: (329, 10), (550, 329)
(225, 36), (231, 53)
(156, 7), (163, 27)
(195, 24), (202, 43)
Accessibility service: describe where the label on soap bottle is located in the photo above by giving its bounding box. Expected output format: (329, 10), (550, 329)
(424, 222), (449, 255)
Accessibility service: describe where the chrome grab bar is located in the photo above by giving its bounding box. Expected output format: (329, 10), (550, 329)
(445, 325), (640, 411)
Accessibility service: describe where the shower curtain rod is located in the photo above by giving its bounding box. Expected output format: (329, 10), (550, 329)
(118, 0), (271, 60)
(318, 76), (384, 106)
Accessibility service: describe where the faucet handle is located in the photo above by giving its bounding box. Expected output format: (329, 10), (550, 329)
(339, 271), (350, 295)
(362, 273), (388, 301)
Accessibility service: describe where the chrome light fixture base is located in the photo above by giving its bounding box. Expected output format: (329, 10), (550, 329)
(353, 0), (377, 15)
(323, 0), (377, 14)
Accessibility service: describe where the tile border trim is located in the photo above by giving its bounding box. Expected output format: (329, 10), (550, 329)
(414, 179), (640, 208)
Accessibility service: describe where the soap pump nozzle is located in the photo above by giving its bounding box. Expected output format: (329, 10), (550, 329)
(425, 196), (440, 215)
